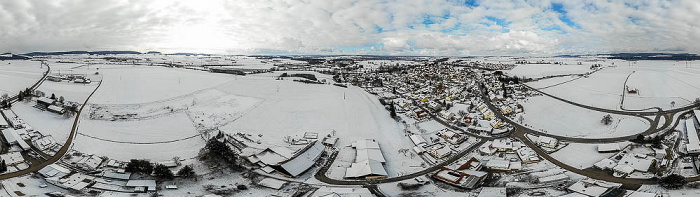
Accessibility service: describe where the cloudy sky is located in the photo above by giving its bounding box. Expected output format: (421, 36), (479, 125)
(1, 0), (699, 56)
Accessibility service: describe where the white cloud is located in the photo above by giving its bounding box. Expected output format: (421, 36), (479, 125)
(0, 0), (698, 55)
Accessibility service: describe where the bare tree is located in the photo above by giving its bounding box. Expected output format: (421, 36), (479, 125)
(601, 114), (613, 125)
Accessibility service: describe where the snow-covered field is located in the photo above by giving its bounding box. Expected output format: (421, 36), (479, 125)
(0, 60), (45, 96)
(550, 142), (629, 169)
(520, 95), (649, 138)
(90, 66), (234, 104)
(10, 102), (74, 143)
(623, 61), (700, 109)
(533, 60), (700, 110)
(506, 63), (594, 79)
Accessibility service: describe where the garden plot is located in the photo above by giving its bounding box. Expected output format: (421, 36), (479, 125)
(520, 95), (649, 138)
(0, 60), (45, 96)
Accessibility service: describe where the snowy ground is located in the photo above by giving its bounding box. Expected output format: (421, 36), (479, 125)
(1, 175), (67, 196)
(89, 66), (234, 104)
(533, 60), (700, 110)
(10, 102), (74, 144)
(0, 60), (45, 96)
(527, 75), (581, 89)
(550, 142), (630, 169)
(217, 72), (424, 176)
(623, 61), (700, 110)
(506, 63), (595, 79)
(519, 95), (649, 138)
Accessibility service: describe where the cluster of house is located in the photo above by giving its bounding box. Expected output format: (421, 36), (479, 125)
(592, 143), (665, 178)
(562, 179), (658, 197)
(234, 132), (326, 177)
(36, 97), (68, 114)
(38, 154), (169, 193)
(432, 157), (489, 189)
(1, 109), (61, 174)
(478, 138), (542, 171)
(409, 129), (470, 165)
(47, 74), (92, 84)
(346, 64), (524, 138)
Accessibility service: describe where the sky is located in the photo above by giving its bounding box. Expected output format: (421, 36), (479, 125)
(0, 0), (699, 56)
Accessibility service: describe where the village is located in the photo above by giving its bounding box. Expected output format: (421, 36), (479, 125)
(0, 54), (699, 197)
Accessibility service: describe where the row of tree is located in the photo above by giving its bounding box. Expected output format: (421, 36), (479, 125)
(125, 159), (196, 180)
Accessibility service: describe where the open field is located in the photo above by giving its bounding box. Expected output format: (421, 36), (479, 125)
(532, 60), (700, 110)
(520, 95), (649, 138)
(0, 60), (45, 96)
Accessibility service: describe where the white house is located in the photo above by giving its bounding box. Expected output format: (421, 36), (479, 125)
(536, 136), (558, 149)
(598, 144), (621, 153)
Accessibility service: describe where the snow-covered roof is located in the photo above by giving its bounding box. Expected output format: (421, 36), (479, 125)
(344, 159), (388, 178)
(36, 97), (55, 104)
(38, 164), (71, 178)
(2, 128), (30, 150)
(598, 143), (621, 152)
(568, 180), (612, 197)
(485, 158), (510, 169)
(613, 164), (635, 174)
(477, 187), (506, 197)
(2, 129), (18, 144)
(352, 139), (380, 150)
(277, 140), (324, 177)
(257, 178), (287, 190)
(0, 115), (8, 127)
(537, 136), (557, 146)
(47, 105), (64, 112)
(409, 135), (427, 146)
(685, 118), (700, 153)
(311, 187), (372, 197)
(356, 148), (385, 163)
(618, 155), (654, 172)
(593, 158), (617, 170)
(102, 172), (131, 180)
(126, 180), (157, 191)
(624, 191), (658, 197)
(538, 174), (569, 183)
(516, 147), (540, 163)
(257, 151), (288, 165)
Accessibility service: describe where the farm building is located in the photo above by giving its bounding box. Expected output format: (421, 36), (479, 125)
(272, 140), (325, 177)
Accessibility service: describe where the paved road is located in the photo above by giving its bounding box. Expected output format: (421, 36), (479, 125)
(510, 129), (656, 190)
(0, 80), (102, 180)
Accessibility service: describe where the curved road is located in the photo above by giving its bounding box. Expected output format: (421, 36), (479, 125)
(0, 79), (102, 180)
(524, 84), (700, 116)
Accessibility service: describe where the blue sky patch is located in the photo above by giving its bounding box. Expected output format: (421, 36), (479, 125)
(551, 3), (581, 29)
